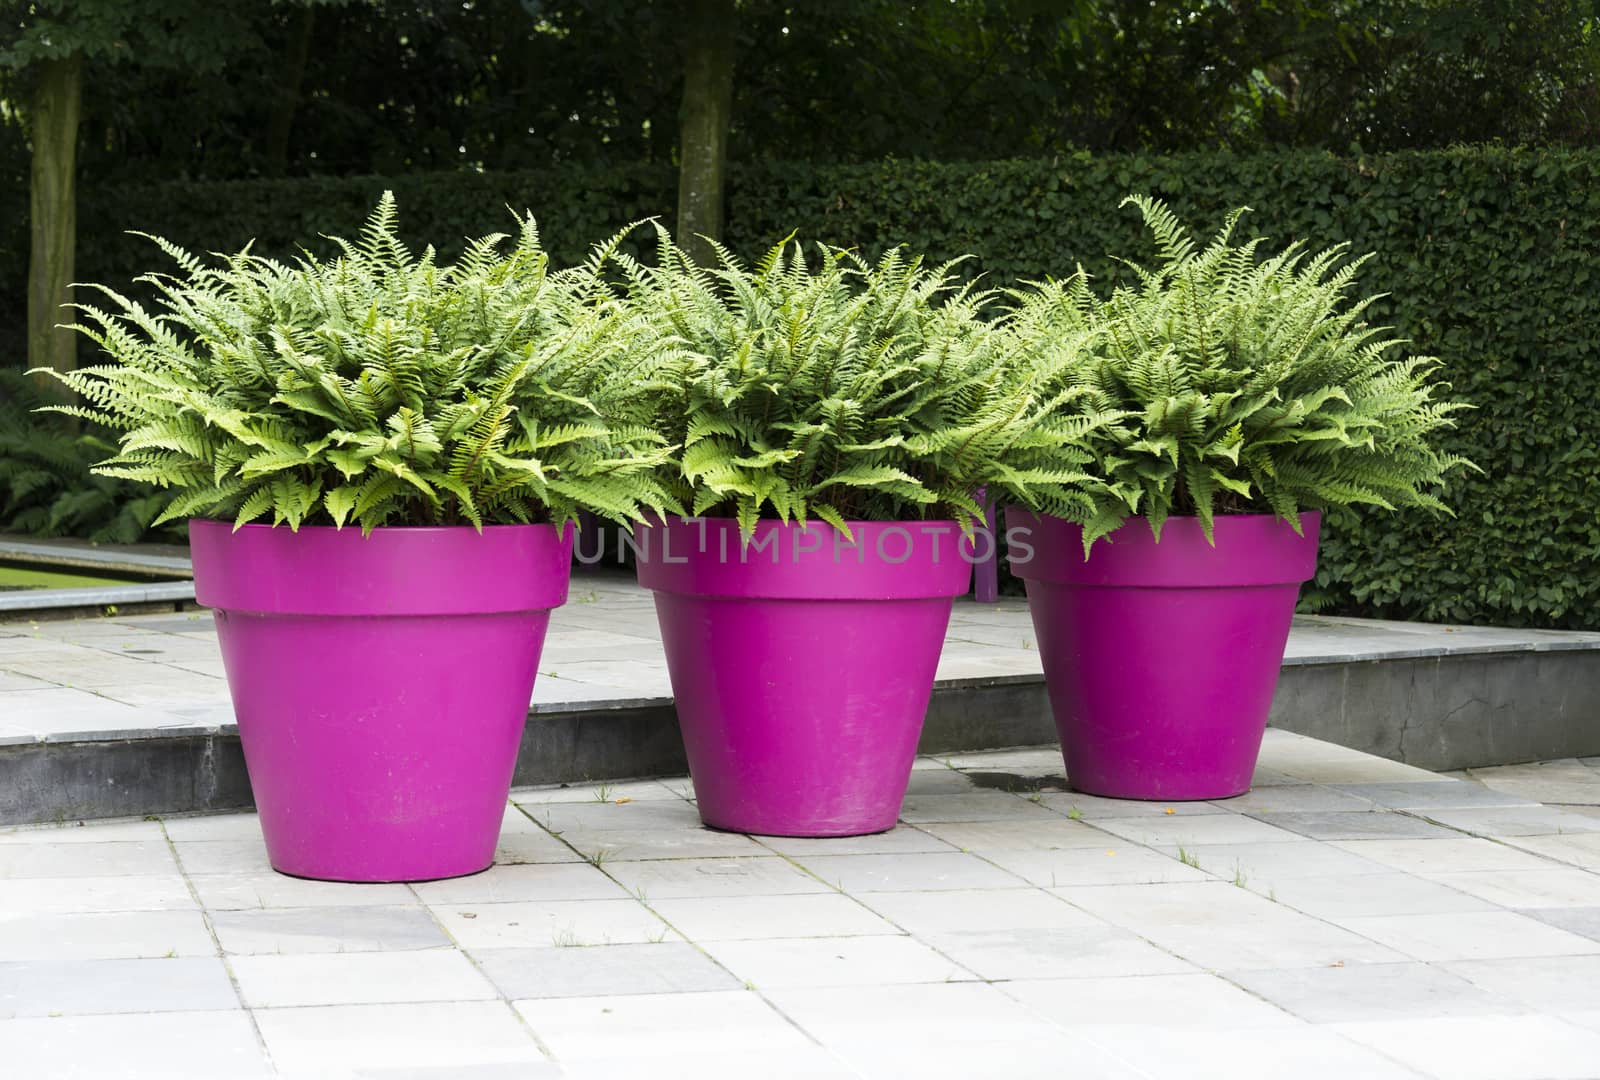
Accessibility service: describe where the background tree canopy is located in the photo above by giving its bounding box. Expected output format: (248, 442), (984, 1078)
(4, 0), (1596, 187)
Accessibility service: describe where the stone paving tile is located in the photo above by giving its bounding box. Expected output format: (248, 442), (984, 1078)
(901, 768), (986, 795)
(649, 892), (899, 941)
(1002, 971), (1302, 1028)
(765, 980), (1065, 1048)
(0, 839), (179, 878)
(1466, 760), (1600, 806)
(190, 873), (415, 911)
(549, 1051), (856, 1079)
(0, 1010), (272, 1079)
(0, 910), (216, 964)
(1074, 1024), (1434, 1080)
(1331, 1014), (1600, 1080)
(0, 818), (167, 845)
(0, 670), (50, 691)
(523, 798), (705, 834)
(1502, 832), (1600, 871)
(1523, 906), (1600, 943)
(1246, 765), (1313, 787)
(1037, 791), (1228, 817)
(0, 687), (193, 743)
(554, 825), (769, 862)
(1332, 780), (1540, 811)
(210, 905), (449, 955)
(2, 654), (168, 689)
(652, 775), (695, 799)
(794, 851), (1027, 892)
(857, 887), (1101, 935)
(474, 943), (740, 999)
(1243, 872), (1495, 919)
(1092, 812), (1310, 849)
(230, 950), (497, 1008)
(898, 790), (1064, 823)
(939, 748), (1064, 771)
(1427, 867), (1600, 909)
(1252, 809), (1461, 841)
(1225, 962), (1529, 1023)
(1267, 753), (1455, 787)
(1420, 805), (1600, 837)
(94, 681), (233, 710)
(172, 838), (273, 875)
(924, 925), (1196, 980)
(1332, 836), (1562, 876)
(411, 862), (628, 905)
(602, 855), (829, 899)
(1335, 911), (1600, 962)
(756, 825), (958, 856)
(0, 957), (239, 1018)
(254, 1001), (547, 1076)
(1444, 954), (1600, 1011)
(509, 779), (682, 805)
(431, 898), (675, 949)
(1059, 881), (1408, 970)
(159, 812), (262, 842)
(2, 874), (196, 913)
(515, 990), (813, 1060)
(838, 1033), (1147, 1080)
(702, 933), (973, 988)
(913, 817), (1110, 851)
(490, 828), (587, 866)
(1206, 784), (1379, 815)
(1180, 839), (1398, 887)
(993, 844), (1214, 888)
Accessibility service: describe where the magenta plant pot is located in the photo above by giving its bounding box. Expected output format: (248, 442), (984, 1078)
(636, 517), (972, 836)
(1007, 511), (1320, 801)
(189, 521), (572, 882)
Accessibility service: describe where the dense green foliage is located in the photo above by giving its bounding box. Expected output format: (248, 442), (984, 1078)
(1, 145), (1594, 627)
(5, 0), (1593, 186)
(724, 148), (1595, 629)
(605, 229), (1116, 535)
(1008, 196), (1473, 546)
(35, 194), (676, 531)
(0, 370), (176, 543)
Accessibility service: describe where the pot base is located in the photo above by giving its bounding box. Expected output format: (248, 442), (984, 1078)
(638, 518), (972, 839)
(1010, 512), (1320, 805)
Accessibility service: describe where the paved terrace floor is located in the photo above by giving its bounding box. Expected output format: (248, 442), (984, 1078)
(3, 736), (1600, 1078)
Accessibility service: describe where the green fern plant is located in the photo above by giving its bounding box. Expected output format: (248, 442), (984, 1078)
(1009, 196), (1476, 545)
(602, 228), (1123, 536)
(0, 370), (177, 543)
(32, 193), (678, 532)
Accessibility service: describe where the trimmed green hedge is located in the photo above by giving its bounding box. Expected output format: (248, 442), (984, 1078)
(4, 147), (1596, 628)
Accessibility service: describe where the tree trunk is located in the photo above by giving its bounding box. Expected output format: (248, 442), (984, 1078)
(27, 53), (82, 395)
(676, 0), (735, 267)
(263, 5), (317, 176)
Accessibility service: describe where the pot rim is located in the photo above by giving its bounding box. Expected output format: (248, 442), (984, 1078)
(635, 515), (975, 601)
(1004, 509), (1321, 589)
(189, 517), (574, 616)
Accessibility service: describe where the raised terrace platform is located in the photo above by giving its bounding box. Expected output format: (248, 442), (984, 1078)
(2, 569), (1598, 826)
